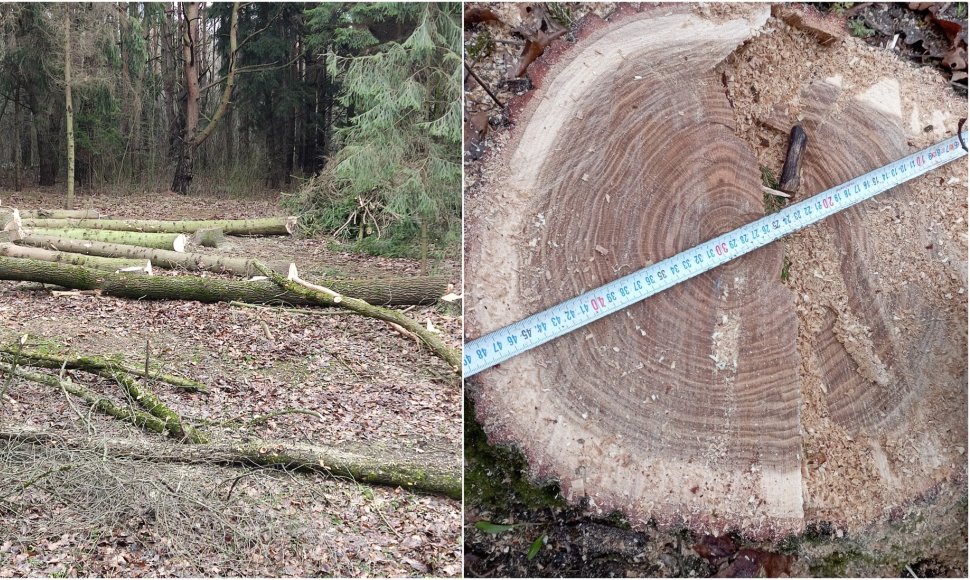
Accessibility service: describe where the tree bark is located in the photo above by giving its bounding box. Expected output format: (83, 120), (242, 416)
(0, 428), (461, 499)
(171, 1), (240, 194)
(0, 243), (151, 273)
(28, 228), (187, 251)
(0, 255), (448, 306)
(23, 216), (297, 235)
(13, 87), (22, 192)
(64, 6), (75, 210)
(172, 2), (201, 194)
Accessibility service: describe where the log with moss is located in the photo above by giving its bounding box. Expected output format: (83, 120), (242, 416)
(0, 346), (208, 393)
(0, 428), (461, 498)
(29, 227), (187, 251)
(17, 234), (449, 304)
(23, 216), (298, 236)
(0, 256), (446, 306)
(0, 242), (152, 273)
(254, 261), (461, 371)
(0, 362), (170, 440)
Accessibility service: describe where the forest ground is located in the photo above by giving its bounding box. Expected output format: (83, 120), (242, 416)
(0, 188), (462, 577)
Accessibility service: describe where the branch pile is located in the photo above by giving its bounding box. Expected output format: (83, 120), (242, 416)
(0, 339), (460, 498)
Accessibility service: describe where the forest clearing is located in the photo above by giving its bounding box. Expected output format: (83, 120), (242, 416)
(464, 2), (967, 577)
(1, 2), (462, 577)
(1, 189), (461, 576)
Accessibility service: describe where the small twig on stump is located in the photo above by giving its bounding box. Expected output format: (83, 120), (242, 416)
(779, 124), (808, 195)
(464, 61), (505, 109)
(761, 185), (792, 199)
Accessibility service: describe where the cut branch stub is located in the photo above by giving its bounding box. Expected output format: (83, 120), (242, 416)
(465, 6), (806, 537)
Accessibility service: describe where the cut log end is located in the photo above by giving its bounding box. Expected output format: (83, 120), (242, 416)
(173, 234), (187, 253)
(285, 216), (299, 235)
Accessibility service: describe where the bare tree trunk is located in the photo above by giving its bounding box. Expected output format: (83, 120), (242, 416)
(64, 6), (75, 210)
(171, 2), (201, 194)
(172, 1), (239, 195)
(14, 88), (22, 192)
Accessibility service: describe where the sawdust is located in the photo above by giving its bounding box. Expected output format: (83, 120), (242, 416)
(721, 12), (967, 533)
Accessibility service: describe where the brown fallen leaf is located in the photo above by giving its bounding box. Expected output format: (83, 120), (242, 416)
(714, 548), (794, 578)
(930, 14), (968, 47)
(693, 534), (737, 564)
(943, 45), (967, 72)
(511, 4), (568, 78)
(464, 7), (502, 28)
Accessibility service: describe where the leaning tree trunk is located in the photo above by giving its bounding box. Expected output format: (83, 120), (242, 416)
(464, 4), (966, 540)
(0, 256), (447, 306)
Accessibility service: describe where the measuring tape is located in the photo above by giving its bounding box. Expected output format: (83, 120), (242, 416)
(464, 131), (968, 378)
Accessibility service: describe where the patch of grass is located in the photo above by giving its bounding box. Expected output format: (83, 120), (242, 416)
(829, 2), (855, 16)
(810, 549), (868, 576)
(464, 395), (565, 511)
(466, 30), (494, 61)
(955, 3), (967, 19)
(848, 18), (875, 38)
(547, 3), (575, 29)
(781, 255), (792, 282)
(761, 165), (788, 214)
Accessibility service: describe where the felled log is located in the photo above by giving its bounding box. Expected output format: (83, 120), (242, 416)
(0, 256), (445, 307)
(1, 208), (22, 238)
(1, 362), (172, 440)
(0, 347), (209, 393)
(18, 208), (100, 219)
(29, 227), (187, 251)
(20, 232), (283, 275)
(23, 216), (298, 236)
(254, 261), (461, 371)
(190, 227), (225, 248)
(0, 427), (461, 499)
(17, 234), (449, 305)
(0, 242), (152, 274)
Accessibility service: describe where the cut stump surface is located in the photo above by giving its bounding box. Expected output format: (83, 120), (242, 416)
(465, 3), (967, 538)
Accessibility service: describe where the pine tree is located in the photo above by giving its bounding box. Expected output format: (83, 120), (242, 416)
(290, 2), (462, 261)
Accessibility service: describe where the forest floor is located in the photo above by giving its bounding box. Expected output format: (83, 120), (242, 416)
(463, 2), (967, 578)
(0, 188), (462, 577)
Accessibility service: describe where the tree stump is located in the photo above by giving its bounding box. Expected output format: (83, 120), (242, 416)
(465, 4), (967, 539)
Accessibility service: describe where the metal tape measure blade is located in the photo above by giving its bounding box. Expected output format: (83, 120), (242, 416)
(464, 132), (968, 378)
